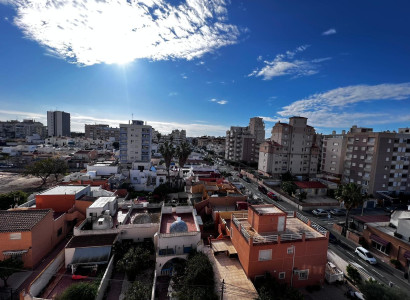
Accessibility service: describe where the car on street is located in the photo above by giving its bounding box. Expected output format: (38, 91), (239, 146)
(243, 177), (251, 183)
(330, 208), (346, 216)
(328, 232), (338, 244)
(345, 289), (365, 300)
(258, 185), (268, 194)
(312, 208), (328, 216)
(267, 192), (278, 200)
(355, 246), (377, 264)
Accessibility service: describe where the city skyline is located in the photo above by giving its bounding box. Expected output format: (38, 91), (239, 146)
(1, 0), (410, 137)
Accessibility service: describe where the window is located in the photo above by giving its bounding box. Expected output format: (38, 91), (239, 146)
(258, 249), (272, 261)
(57, 227), (63, 236)
(333, 142), (339, 146)
(298, 270), (309, 280)
(279, 272), (286, 279)
(363, 138), (367, 142)
(287, 247), (294, 254)
(10, 233), (21, 240)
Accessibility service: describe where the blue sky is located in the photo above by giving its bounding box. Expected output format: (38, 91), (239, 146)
(0, 0), (409, 137)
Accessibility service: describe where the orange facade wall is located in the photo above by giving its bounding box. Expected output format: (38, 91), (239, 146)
(36, 194), (76, 212)
(248, 207), (287, 234)
(31, 212), (55, 268)
(75, 200), (93, 216)
(0, 231), (33, 268)
(231, 222), (328, 288)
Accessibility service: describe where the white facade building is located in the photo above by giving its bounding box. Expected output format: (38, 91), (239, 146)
(119, 120), (152, 164)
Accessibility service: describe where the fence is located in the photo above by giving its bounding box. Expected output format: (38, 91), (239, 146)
(95, 255), (115, 300)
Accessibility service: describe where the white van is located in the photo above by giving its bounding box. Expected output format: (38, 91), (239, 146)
(355, 247), (377, 264)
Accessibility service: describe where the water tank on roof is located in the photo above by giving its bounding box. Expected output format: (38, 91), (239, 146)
(170, 217), (188, 233)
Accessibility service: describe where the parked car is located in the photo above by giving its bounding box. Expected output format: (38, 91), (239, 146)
(328, 232), (338, 244)
(238, 173), (243, 178)
(355, 246), (377, 264)
(345, 289), (365, 300)
(258, 185), (268, 194)
(243, 177), (251, 183)
(312, 208), (328, 216)
(330, 208), (346, 216)
(267, 192), (278, 200)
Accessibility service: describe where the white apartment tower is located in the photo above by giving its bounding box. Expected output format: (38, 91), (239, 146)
(119, 120), (152, 164)
(321, 130), (347, 177)
(47, 111), (70, 137)
(249, 117), (265, 143)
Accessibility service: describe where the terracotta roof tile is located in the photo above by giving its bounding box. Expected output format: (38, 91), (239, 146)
(0, 209), (51, 232)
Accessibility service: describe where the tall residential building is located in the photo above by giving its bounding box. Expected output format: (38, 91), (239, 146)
(342, 126), (410, 195)
(249, 117), (265, 143)
(0, 119), (46, 139)
(47, 111), (70, 137)
(320, 130), (347, 178)
(258, 117), (320, 177)
(225, 117), (265, 163)
(225, 126), (257, 163)
(85, 124), (120, 141)
(119, 120), (152, 164)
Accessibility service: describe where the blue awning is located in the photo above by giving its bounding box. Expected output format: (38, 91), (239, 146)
(71, 246), (111, 265)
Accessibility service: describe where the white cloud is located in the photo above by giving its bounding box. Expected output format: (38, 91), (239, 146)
(322, 28), (336, 36)
(217, 100), (227, 105)
(168, 92), (178, 96)
(6, 0), (240, 66)
(210, 98), (217, 102)
(276, 83), (410, 128)
(248, 45), (329, 80)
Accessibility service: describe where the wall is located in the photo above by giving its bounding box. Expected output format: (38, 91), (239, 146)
(31, 211), (55, 268)
(64, 248), (75, 268)
(29, 249), (65, 297)
(74, 199), (93, 216)
(35, 194), (76, 212)
(96, 255), (115, 300)
(0, 231), (33, 268)
(230, 221), (251, 275)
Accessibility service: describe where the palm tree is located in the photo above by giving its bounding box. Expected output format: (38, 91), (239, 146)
(335, 183), (366, 236)
(159, 141), (175, 185)
(176, 142), (192, 189)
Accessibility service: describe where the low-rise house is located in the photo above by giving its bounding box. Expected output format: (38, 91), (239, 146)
(154, 205), (203, 275)
(230, 204), (329, 287)
(294, 181), (328, 197)
(0, 209), (67, 268)
(129, 161), (166, 191)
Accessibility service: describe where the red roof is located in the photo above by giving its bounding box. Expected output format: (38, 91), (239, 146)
(294, 181), (327, 189)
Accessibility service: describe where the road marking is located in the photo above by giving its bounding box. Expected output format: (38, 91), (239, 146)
(371, 269), (383, 277)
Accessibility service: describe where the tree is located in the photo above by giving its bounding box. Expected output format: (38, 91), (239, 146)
(173, 251), (218, 300)
(335, 183), (366, 236)
(0, 257), (24, 287)
(124, 281), (152, 300)
(55, 282), (98, 300)
(24, 158), (67, 187)
(255, 273), (304, 300)
(281, 171), (295, 182)
(281, 181), (296, 196)
(360, 279), (407, 300)
(112, 141), (119, 150)
(159, 141), (176, 185)
(175, 142), (192, 189)
(346, 264), (361, 285)
(116, 246), (151, 281)
(0, 191), (27, 210)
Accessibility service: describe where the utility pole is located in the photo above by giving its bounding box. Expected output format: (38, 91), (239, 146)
(220, 279), (225, 300)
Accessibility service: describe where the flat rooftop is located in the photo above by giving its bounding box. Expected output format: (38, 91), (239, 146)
(160, 212), (197, 234)
(252, 205), (283, 215)
(40, 185), (88, 195)
(88, 197), (116, 208)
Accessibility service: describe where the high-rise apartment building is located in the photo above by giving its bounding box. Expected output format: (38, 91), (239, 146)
(225, 117), (265, 163)
(119, 120), (152, 164)
(85, 124), (120, 141)
(47, 111), (70, 137)
(320, 130), (347, 178)
(258, 117), (320, 177)
(0, 119), (46, 139)
(342, 126), (410, 195)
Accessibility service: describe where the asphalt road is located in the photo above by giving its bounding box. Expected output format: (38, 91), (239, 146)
(219, 164), (410, 295)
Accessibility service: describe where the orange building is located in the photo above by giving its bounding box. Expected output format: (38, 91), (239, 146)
(0, 209), (67, 268)
(230, 204), (329, 288)
(36, 185), (91, 213)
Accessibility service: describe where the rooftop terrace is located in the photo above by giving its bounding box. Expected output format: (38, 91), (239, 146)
(40, 185), (88, 195)
(160, 212), (197, 234)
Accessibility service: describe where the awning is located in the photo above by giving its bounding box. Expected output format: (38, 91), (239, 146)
(404, 251), (410, 260)
(71, 246), (111, 265)
(3, 250), (28, 256)
(370, 234), (389, 246)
